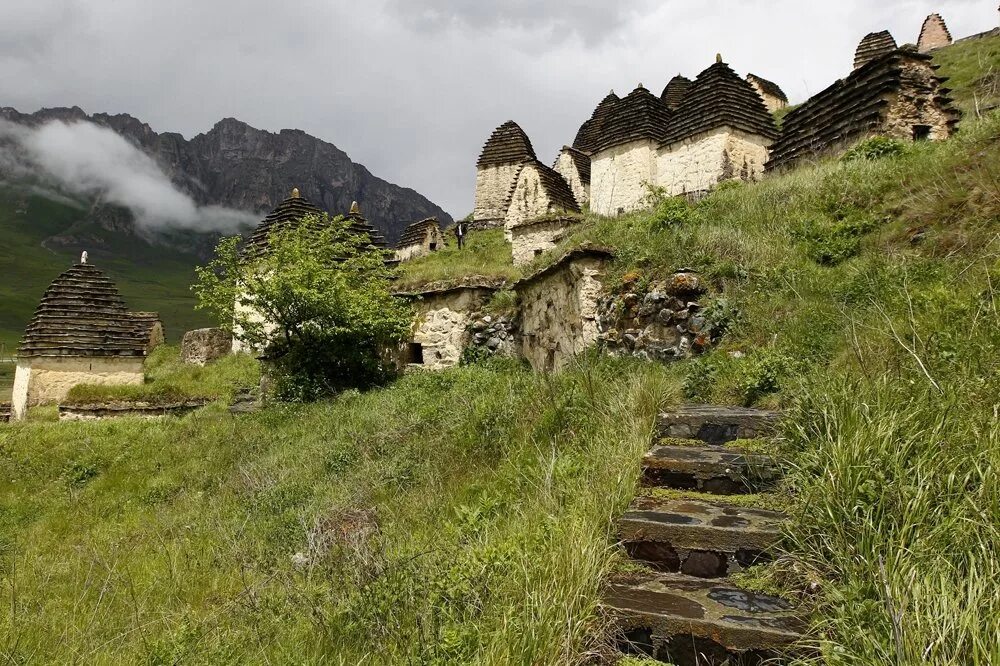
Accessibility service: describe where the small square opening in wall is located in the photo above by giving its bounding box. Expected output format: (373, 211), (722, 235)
(405, 342), (424, 365)
(429, 242), (437, 251)
(534, 249), (543, 257)
(913, 125), (932, 141)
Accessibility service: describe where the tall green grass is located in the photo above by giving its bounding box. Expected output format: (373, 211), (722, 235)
(0, 357), (676, 663)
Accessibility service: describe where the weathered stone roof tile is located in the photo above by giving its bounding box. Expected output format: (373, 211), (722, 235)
(396, 217), (441, 249)
(661, 75), (692, 110)
(477, 121), (537, 167)
(660, 61), (779, 146)
(532, 160), (582, 215)
(592, 85), (674, 153)
(854, 30), (898, 69)
(18, 264), (150, 358)
(572, 92), (620, 154)
(746, 73), (788, 103)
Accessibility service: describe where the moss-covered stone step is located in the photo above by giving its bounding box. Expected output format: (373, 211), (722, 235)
(619, 496), (786, 577)
(657, 406), (781, 445)
(642, 444), (780, 494)
(605, 571), (802, 665)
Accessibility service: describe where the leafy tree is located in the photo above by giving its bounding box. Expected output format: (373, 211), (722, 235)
(194, 214), (411, 400)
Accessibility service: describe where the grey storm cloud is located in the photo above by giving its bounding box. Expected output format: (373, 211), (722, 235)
(387, 0), (654, 42)
(0, 1), (996, 220)
(0, 119), (256, 231)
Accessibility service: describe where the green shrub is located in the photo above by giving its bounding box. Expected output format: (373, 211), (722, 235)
(195, 215), (411, 401)
(792, 213), (879, 265)
(842, 136), (907, 162)
(734, 349), (796, 406)
(682, 357), (718, 401)
(649, 196), (701, 232)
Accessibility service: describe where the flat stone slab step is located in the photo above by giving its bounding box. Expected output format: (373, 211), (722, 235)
(620, 497), (786, 577)
(658, 405), (781, 444)
(642, 444), (780, 494)
(605, 571), (803, 664)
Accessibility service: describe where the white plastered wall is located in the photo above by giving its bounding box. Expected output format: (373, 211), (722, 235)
(589, 140), (658, 217)
(11, 356), (144, 420)
(553, 150), (590, 205)
(474, 163), (522, 226)
(656, 129), (771, 196)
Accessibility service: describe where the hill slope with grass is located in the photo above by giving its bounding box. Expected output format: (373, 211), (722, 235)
(2, 35), (1000, 664)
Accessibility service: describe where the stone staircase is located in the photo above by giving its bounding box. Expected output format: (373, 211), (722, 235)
(604, 405), (803, 665)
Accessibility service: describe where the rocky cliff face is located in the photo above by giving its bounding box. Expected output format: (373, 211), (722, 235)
(0, 106), (453, 253)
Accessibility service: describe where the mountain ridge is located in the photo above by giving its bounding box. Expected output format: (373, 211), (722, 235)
(0, 105), (454, 253)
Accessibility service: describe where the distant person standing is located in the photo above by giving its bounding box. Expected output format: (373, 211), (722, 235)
(455, 221), (467, 249)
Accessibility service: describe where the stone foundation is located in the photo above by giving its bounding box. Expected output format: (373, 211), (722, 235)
(510, 217), (578, 266)
(11, 356), (145, 421)
(58, 398), (211, 421)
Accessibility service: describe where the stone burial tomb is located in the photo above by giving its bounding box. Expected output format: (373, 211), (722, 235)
(11, 260), (158, 420)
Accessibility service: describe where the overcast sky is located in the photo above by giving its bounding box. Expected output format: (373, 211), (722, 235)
(1, 1), (995, 218)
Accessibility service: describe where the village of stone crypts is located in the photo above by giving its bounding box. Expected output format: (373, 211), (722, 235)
(4, 7), (1000, 666)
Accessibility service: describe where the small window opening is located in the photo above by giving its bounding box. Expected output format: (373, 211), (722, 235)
(429, 242), (437, 251)
(913, 125), (932, 141)
(405, 342), (424, 365)
(534, 248), (544, 257)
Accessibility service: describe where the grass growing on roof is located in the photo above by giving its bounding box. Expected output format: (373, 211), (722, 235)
(63, 345), (259, 405)
(396, 228), (521, 289)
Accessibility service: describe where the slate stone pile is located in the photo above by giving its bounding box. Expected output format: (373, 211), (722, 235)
(597, 271), (721, 362)
(467, 315), (519, 357)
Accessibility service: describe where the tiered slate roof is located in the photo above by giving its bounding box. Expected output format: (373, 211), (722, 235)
(130, 312), (162, 348)
(591, 85), (674, 153)
(767, 48), (960, 171)
(746, 74), (788, 103)
(244, 190), (388, 255)
(244, 188), (325, 255)
(345, 201), (389, 250)
(659, 60), (779, 146)
(572, 92), (620, 154)
(396, 218), (441, 249)
(529, 161), (582, 216)
(18, 263), (149, 358)
(854, 31), (898, 70)
(477, 121), (537, 168)
(661, 75), (692, 109)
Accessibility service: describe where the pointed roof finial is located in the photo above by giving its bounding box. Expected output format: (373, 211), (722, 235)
(350, 201), (360, 215)
(716, 53), (723, 63)
(291, 187), (300, 198)
(80, 250), (88, 265)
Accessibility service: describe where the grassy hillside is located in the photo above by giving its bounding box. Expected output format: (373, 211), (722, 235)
(0, 186), (214, 353)
(3, 35), (1000, 664)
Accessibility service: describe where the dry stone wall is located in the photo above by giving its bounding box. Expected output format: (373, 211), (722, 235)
(182, 328), (233, 365)
(58, 398), (211, 421)
(516, 250), (611, 372)
(404, 286), (498, 370)
(597, 271), (723, 362)
(510, 218), (578, 266)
